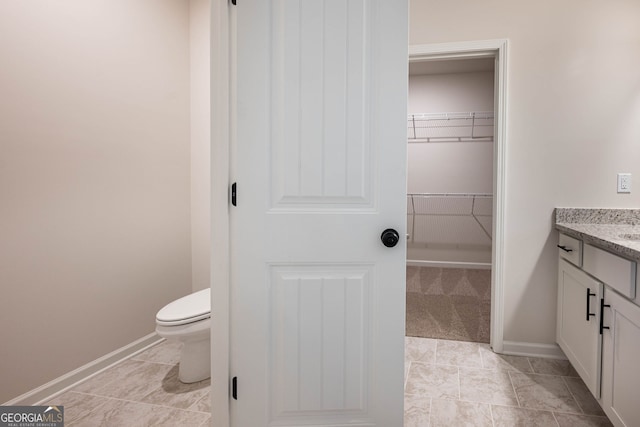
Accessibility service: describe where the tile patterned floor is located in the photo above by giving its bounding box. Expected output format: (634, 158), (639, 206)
(404, 337), (614, 427)
(44, 340), (210, 426)
(44, 337), (614, 426)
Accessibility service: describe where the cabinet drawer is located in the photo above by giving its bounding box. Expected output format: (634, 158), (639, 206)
(558, 233), (582, 267)
(583, 244), (637, 299)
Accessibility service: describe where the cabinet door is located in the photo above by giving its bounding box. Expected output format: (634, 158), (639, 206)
(557, 259), (603, 397)
(601, 289), (640, 427)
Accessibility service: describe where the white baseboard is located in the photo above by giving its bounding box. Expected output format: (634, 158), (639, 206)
(406, 260), (492, 270)
(3, 332), (163, 406)
(501, 340), (567, 359)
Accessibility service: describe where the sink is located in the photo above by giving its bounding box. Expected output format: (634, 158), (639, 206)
(619, 233), (640, 241)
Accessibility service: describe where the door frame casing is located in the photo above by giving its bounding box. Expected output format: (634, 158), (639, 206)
(408, 39), (509, 353)
(210, 1), (231, 426)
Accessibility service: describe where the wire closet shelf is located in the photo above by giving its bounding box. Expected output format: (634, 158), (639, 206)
(408, 111), (494, 142)
(407, 193), (493, 244)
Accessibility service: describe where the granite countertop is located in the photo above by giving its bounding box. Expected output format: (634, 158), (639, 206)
(554, 208), (640, 262)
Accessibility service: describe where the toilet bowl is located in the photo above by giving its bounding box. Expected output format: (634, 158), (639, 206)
(155, 288), (211, 383)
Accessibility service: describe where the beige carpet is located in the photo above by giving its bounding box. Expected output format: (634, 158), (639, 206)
(406, 266), (491, 343)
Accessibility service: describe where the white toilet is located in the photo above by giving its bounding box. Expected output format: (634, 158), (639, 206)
(155, 288), (211, 383)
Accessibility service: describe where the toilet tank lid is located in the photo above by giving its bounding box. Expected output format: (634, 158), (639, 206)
(156, 288), (211, 323)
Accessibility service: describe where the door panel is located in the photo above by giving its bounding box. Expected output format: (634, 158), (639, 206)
(271, 0), (372, 208)
(556, 259), (602, 397)
(602, 289), (640, 427)
(269, 265), (370, 420)
(232, 1), (408, 426)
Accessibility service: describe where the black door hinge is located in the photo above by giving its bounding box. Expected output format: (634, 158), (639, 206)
(231, 182), (237, 206)
(231, 0), (236, 5)
(232, 376), (238, 400)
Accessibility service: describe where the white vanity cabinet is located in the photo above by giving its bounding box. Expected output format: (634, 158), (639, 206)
(557, 259), (603, 397)
(557, 233), (639, 427)
(601, 288), (640, 427)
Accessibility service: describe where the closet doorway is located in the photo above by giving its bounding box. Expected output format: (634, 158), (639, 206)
(406, 55), (496, 344)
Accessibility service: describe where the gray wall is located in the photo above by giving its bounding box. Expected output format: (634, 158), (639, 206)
(407, 71), (494, 194)
(0, 0), (192, 402)
(410, 0), (640, 345)
(190, 0), (211, 293)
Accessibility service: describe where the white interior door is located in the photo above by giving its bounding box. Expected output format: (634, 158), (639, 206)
(230, 1), (408, 426)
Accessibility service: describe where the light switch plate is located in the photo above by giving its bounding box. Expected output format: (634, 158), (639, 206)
(617, 173), (631, 193)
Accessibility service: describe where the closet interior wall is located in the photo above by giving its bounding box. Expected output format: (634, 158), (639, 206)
(407, 60), (495, 268)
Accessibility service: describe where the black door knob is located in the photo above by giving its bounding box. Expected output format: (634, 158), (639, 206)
(381, 229), (400, 248)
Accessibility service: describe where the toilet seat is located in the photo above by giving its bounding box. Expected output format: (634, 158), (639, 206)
(156, 288), (211, 326)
